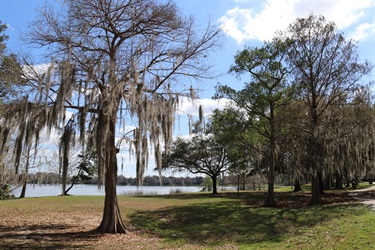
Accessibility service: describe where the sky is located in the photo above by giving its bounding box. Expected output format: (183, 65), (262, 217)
(0, 0), (374, 177)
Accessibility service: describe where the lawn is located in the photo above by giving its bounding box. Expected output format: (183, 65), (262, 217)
(0, 187), (374, 249)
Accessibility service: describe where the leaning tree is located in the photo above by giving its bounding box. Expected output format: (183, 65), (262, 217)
(5, 0), (220, 233)
(278, 14), (373, 204)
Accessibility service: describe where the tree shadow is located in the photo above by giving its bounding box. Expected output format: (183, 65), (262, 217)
(127, 200), (366, 247)
(0, 224), (101, 249)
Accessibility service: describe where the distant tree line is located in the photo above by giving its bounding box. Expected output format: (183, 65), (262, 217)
(20, 172), (205, 187)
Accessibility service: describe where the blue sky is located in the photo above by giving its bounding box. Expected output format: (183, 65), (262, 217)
(1, 0), (374, 177)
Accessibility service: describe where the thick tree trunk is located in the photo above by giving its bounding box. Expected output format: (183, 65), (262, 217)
(61, 146), (68, 196)
(293, 178), (302, 192)
(318, 171), (324, 194)
(263, 168), (276, 207)
(97, 116), (127, 234)
(335, 171), (343, 190)
(310, 174), (322, 204)
(211, 175), (218, 194)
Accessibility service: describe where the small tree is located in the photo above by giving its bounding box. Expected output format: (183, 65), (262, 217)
(64, 152), (96, 195)
(164, 122), (235, 194)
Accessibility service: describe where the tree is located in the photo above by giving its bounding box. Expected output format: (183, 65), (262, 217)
(0, 21), (25, 112)
(64, 152), (96, 195)
(215, 39), (294, 207)
(279, 14), (373, 204)
(210, 108), (259, 191)
(0, 21), (27, 199)
(5, 0), (220, 233)
(164, 122), (235, 194)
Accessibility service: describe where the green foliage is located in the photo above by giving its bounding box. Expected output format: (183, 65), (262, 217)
(0, 21), (25, 109)
(68, 153), (96, 184)
(200, 176), (213, 192)
(164, 122), (235, 194)
(0, 183), (14, 200)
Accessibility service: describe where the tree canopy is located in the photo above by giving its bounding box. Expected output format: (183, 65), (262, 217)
(164, 122), (235, 194)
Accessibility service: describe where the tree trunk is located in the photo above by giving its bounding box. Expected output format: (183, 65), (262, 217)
(263, 156), (276, 206)
(19, 178), (27, 198)
(310, 174), (322, 204)
(263, 167), (276, 207)
(61, 144), (69, 196)
(264, 110), (276, 207)
(318, 171), (324, 194)
(293, 178), (302, 192)
(335, 171), (343, 190)
(97, 115), (127, 234)
(211, 174), (218, 194)
(64, 170), (81, 195)
(19, 146), (31, 198)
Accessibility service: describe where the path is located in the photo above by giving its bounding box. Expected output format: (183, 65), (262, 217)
(349, 185), (375, 211)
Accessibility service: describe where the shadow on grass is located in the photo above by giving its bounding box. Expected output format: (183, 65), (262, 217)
(0, 224), (100, 249)
(137, 190), (356, 207)
(128, 198), (366, 247)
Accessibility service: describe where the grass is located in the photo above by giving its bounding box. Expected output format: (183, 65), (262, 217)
(0, 186), (374, 249)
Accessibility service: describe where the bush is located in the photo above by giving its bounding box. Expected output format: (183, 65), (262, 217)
(0, 183), (14, 200)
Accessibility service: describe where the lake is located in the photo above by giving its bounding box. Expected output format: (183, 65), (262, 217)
(11, 184), (202, 198)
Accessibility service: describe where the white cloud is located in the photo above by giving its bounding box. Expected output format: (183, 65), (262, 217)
(219, 0), (374, 43)
(349, 22), (375, 41)
(177, 97), (229, 117)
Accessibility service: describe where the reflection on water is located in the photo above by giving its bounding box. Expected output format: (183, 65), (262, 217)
(12, 184), (201, 197)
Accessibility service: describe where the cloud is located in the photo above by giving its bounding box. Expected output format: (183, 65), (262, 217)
(177, 97), (229, 117)
(349, 22), (375, 41)
(219, 0), (374, 43)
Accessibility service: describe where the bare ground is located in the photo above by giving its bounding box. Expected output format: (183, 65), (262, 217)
(349, 184), (375, 211)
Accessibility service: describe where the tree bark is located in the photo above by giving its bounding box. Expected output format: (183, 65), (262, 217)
(293, 178), (302, 192)
(310, 174), (322, 204)
(264, 105), (276, 207)
(97, 115), (127, 234)
(335, 171), (343, 190)
(211, 174), (218, 194)
(61, 137), (69, 196)
(263, 166), (276, 207)
(19, 146), (31, 198)
(19, 179), (27, 198)
(318, 171), (324, 194)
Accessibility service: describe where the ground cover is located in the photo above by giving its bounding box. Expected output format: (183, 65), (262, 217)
(0, 186), (374, 249)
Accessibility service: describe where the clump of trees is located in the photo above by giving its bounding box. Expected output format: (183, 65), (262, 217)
(164, 14), (374, 207)
(218, 14), (373, 205)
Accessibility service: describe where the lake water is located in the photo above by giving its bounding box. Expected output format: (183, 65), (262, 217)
(11, 184), (201, 198)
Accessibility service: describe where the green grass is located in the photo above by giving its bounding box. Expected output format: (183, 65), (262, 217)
(126, 194), (375, 249)
(1, 189), (374, 249)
